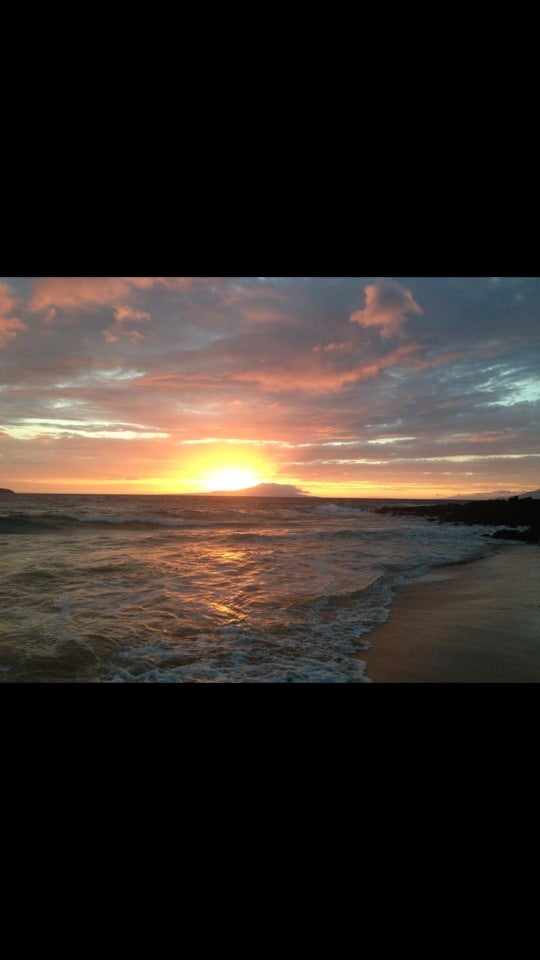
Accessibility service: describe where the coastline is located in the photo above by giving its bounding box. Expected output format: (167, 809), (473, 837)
(360, 544), (540, 682)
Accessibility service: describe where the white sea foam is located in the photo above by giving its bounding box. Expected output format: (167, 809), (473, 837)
(315, 503), (366, 518)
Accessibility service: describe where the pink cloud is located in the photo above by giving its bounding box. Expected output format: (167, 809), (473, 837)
(240, 306), (296, 324)
(313, 340), (352, 354)
(350, 278), (422, 338)
(232, 341), (464, 394)
(232, 346), (407, 393)
(0, 283), (16, 316)
(0, 319), (25, 347)
(113, 305), (152, 325)
(0, 282), (26, 347)
(103, 304), (152, 345)
(219, 284), (288, 307)
(29, 277), (161, 312)
(356, 347), (466, 380)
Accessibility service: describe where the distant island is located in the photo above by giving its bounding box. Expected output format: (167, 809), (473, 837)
(0, 488), (15, 495)
(209, 483), (309, 497)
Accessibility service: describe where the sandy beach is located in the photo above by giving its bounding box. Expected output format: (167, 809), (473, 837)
(361, 544), (540, 682)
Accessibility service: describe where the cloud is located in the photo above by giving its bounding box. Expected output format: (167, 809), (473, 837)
(0, 317), (27, 348)
(113, 305), (152, 325)
(0, 282), (26, 347)
(27, 276), (212, 316)
(104, 304), (152, 344)
(28, 277), (160, 313)
(350, 278), (422, 338)
(1, 276), (539, 495)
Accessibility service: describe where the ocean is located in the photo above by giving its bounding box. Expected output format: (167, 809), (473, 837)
(0, 494), (501, 683)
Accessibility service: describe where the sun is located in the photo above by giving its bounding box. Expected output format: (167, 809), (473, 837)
(185, 443), (271, 494)
(203, 466), (262, 492)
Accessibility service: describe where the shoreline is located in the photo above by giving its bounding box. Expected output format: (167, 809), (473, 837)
(359, 544), (540, 682)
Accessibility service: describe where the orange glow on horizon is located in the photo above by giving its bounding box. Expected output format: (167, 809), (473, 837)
(3, 433), (535, 500)
(202, 466), (262, 492)
(171, 443), (273, 494)
(5, 472), (533, 499)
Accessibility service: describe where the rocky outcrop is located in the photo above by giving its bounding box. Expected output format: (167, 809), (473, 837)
(376, 496), (540, 544)
(490, 527), (540, 543)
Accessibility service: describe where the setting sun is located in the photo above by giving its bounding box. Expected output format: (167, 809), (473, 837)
(203, 467), (261, 492)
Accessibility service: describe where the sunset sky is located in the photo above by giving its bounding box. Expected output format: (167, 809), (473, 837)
(1, 276), (538, 497)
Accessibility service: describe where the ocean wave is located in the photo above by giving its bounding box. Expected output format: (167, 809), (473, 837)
(0, 513), (222, 534)
(315, 503), (367, 518)
(225, 530), (300, 544)
(0, 492), (499, 682)
(315, 528), (365, 540)
(105, 624), (373, 683)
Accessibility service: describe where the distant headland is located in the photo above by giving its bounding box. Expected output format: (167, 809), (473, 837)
(0, 488), (15, 495)
(209, 483), (309, 497)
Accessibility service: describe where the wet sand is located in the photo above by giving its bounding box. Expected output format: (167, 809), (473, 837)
(361, 544), (540, 682)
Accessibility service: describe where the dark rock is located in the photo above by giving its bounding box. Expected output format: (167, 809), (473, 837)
(376, 496), (540, 542)
(491, 526), (540, 543)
